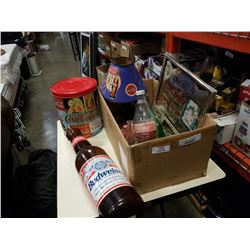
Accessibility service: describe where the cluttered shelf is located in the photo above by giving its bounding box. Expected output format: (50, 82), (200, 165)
(212, 143), (250, 183)
(163, 32), (250, 55)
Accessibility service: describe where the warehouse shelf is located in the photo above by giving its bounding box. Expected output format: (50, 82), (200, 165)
(212, 144), (250, 183)
(164, 32), (250, 55)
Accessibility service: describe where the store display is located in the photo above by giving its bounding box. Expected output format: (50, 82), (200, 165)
(51, 77), (103, 138)
(157, 54), (217, 132)
(66, 127), (144, 217)
(133, 90), (157, 143)
(101, 57), (146, 103)
(232, 101), (250, 157)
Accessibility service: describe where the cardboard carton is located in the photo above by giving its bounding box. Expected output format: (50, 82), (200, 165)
(110, 40), (121, 58)
(96, 64), (110, 88)
(214, 112), (238, 145)
(98, 83), (216, 194)
(120, 40), (162, 60)
(232, 101), (250, 157)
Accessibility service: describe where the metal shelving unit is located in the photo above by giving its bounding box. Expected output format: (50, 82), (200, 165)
(163, 32), (250, 55)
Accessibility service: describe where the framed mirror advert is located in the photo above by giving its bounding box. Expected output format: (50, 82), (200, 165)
(157, 53), (217, 133)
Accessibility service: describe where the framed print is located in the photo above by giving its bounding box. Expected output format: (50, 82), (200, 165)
(157, 53), (217, 132)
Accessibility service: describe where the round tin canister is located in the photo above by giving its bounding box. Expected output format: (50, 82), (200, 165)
(51, 77), (103, 138)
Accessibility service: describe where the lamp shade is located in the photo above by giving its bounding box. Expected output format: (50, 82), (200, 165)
(101, 57), (146, 103)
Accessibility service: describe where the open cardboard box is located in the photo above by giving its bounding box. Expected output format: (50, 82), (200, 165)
(98, 80), (216, 194)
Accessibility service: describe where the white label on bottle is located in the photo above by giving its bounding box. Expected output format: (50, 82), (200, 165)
(152, 145), (170, 154)
(179, 133), (201, 147)
(79, 154), (131, 208)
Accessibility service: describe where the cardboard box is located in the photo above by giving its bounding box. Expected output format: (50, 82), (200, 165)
(96, 64), (110, 88)
(214, 112), (238, 145)
(98, 81), (216, 194)
(110, 40), (121, 58)
(120, 40), (162, 60)
(143, 78), (159, 105)
(232, 101), (250, 157)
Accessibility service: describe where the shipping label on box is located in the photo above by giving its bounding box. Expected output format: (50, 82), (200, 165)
(232, 101), (250, 157)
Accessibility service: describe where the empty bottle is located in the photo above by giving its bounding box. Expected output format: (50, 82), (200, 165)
(133, 90), (157, 143)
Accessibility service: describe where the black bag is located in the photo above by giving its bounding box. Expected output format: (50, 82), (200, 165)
(13, 149), (57, 218)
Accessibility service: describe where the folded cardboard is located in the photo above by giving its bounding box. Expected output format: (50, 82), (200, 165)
(214, 112), (238, 145)
(110, 40), (121, 58)
(96, 64), (110, 88)
(98, 83), (216, 194)
(232, 101), (250, 157)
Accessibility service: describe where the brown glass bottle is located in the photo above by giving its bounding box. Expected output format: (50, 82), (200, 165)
(66, 127), (144, 218)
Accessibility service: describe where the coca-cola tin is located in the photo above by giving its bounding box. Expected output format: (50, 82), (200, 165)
(51, 77), (103, 137)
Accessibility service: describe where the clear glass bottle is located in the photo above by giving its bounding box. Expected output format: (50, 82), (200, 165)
(133, 90), (157, 143)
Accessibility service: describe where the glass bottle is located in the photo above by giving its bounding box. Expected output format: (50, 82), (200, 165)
(66, 127), (144, 217)
(133, 90), (157, 143)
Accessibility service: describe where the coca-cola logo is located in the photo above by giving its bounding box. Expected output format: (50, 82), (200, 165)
(125, 83), (137, 96)
(65, 113), (86, 123)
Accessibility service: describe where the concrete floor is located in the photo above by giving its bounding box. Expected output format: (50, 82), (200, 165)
(21, 32), (202, 218)
(22, 32), (80, 153)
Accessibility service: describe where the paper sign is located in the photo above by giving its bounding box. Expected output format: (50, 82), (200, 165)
(152, 145), (170, 154)
(118, 143), (128, 175)
(179, 133), (201, 147)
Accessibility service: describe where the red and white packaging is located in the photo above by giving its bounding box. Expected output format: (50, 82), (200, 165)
(237, 79), (250, 111)
(232, 101), (250, 157)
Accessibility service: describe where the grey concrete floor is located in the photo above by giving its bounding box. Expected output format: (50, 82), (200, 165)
(22, 32), (80, 153)
(21, 32), (202, 218)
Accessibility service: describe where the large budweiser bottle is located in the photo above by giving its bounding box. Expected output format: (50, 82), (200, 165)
(66, 127), (144, 217)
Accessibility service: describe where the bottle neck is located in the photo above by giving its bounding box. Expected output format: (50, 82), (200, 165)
(137, 94), (146, 104)
(71, 135), (91, 153)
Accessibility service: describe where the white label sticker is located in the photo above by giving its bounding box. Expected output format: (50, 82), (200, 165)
(118, 143), (129, 175)
(179, 133), (201, 147)
(79, 155), (131, 208)
(152, 145), (170, 154)
(225, 51), (234, 59)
